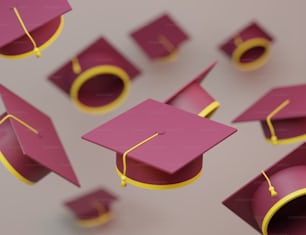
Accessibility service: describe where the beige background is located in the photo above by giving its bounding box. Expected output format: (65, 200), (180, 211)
(1, 0), (306, 234)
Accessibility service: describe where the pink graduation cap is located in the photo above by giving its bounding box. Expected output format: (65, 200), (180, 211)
(64, 188), (118, 227)
(82, 99), (236, 190)
(219, 22), (273, 71)
(130, 13), (189, 61)
(48, 37), (141, 114)
(0, 84), (79, 186)
(223, 143), (306, 235)
(0, 0), (71, 59)
(233, 84), (306, 145)
(165, 61), (220, 117)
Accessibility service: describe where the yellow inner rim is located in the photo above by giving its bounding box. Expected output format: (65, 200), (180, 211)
(266, 133), (306, 145)
(116, 167), (202, 190)
(261, 188), (306, 235)
(232, 37), (270, 71)
(155, 49), (178, 62)
(77, 211), (112, 227)
(0, 16), (64, 59)
(70, 65), (130, 114)
(0, 151), (34, 185)
(198, 101), (220, 118)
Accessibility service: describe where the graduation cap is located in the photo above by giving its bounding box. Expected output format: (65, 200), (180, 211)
(82, 99), (236, 190)
(220, 22), (273, 71)
(48, 37), (141, 114)
(130, 13), (189, 61)
(64, 188), (118, 227)
(165, 61), (220, 117)
(0, 0), (71, 59)
(223, 143), (306, 235)
(233, 84), (306, 145)
(0, 84), (79, 186)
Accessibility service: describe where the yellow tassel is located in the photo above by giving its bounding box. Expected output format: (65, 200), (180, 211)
(72, 57), (82, 74)
(13, 7), (41, 58)
(261, 170), (278, 197)
(120, 132), (159, 187)
(266, 99), (290, 145)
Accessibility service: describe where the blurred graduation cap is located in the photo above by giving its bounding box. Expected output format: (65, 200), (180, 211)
(64, 188), (118, 227)
(0, 0), (71, 59)
(223, 143), (306, 235)
(233, 84), (306, 145)
(165, 61), (220, 117)
(0, 84), (79, 186)
(82, 99), (236, 190)
(48, 37), (141, 114)
(220, 22), (273, 71)
(130, 13), (189, 61)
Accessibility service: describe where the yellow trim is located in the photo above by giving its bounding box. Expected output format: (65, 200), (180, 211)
(77, 211), (112, 228)
(266, 133), (306, 145)
(232, 37), (271, 71)
(155, 49), (178, 62)
(198, 101), (220, 118)
(70, 65), (130, 114)
(116, 167), (202, 190)
(0, 16), (64, 59)
(261, 188), (306, 235)
(0, 114), (38, 185)
(261, 170), (277, 197)
(0, 151), (34, 185)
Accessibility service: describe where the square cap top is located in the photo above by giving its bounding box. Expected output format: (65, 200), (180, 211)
(64, 188), (118, 215)
(0, 0), (71, 48)
(233, 84), (306, 123)
(82, 99), (236, 174)
(240, 22), (273, 40)
(219, 22), (273, 54)
(223, 143), (306, 233)
(48, 37), (141, 94)
(0, 84), (79, 186)
(130, 13), (189, 59)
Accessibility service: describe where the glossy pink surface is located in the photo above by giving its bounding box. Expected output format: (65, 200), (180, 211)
(82, 99), (236, 174)
(65, 188), (117, 220)
(48, 37), (140, 107)
(0, 0), (71, 48)
(0, 84), (79, 186)
(220, 22), (273, 59)
(165, 62), (217, 115)
(252, 166), (306, 234)
(223, 143), (306, 233)
(233, 84), (306, 141)
(131, 14), (189, 59)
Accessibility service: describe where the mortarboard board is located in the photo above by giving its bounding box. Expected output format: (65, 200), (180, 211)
(165, 61), (220, 117)
(82, 99), (236, 190)
(130, 14), (189, 61)
(220, 22), (273, 71)
(223, 143), (306, 235)
(64, 188), (118, 227)
(0, 0), (71, 59)
(0, 84), (79, 186)
(48, 37), (141, 114)
(233, 84), (306, 145)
